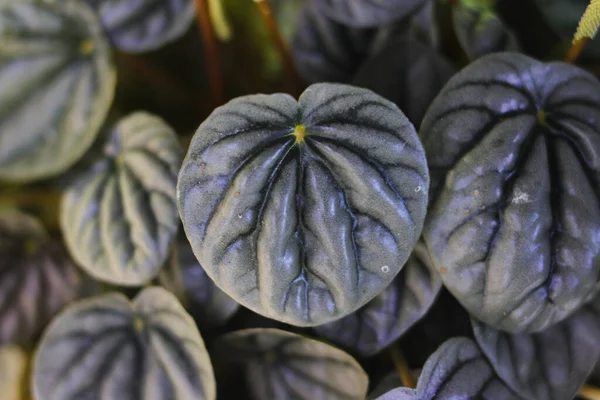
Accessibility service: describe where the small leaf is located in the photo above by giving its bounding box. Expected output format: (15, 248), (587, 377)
(315, 0), (429, 28)
(178, 83), (429, 326)
(369, 337), (521, 399)
(159, 235), (240, 328)
(0, 0), (115, 182)
(83, 0), (196, 52)
(0, 345), (28, 400)
(61, 112), (182, 286)
(212, 328), (369, 400)
(33, 287), (216, 400)
(0, 210), (86, 347)
(315, 240), (442, 357)
(472, 295), (600, 400)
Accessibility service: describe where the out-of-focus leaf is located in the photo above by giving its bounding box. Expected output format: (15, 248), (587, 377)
(0, 0), (115, 182)
(83, 0), (196, 52)
(353, 37), (455, 128)
(316, 0), (429, 28)
(159, 235), (240, 328)
(292, 0), (377, 84)
(453, 2), (520, 60)
(472, 295), (600, 400)
(314, 241), (442, 357)
(212, 328), (369, 400)
(33, 287), (216, 400)
(0, 210), (85, 347)
(369, 338), (521, 399)
(0, 345), (28, 400)
(61, 112), (181, 286)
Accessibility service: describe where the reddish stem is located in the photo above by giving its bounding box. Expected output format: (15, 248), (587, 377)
(565, 38), (590, 64)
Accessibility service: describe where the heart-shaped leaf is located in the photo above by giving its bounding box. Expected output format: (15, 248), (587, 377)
(472, 295), (600, 400)
(370, 337), (521, 399)
(353, 37), (456, 127)
(158, 235), (240, 328)
(0, 345), (28, 400)
(83, 0), (196, 52)
(61, 112), (182, 286)
(421, 52), (600, 333)
(292, 0), (376, 84)
(212, 328), (369, 400)
(314, 240), (442, 356)
(0, 210), (87, 347)
(0, 0), (115, 182)
(33, 287), (216, 400)
(315, 0), (429, 28)
(177, 83), (429, 326)
(453, 2), (520, 60)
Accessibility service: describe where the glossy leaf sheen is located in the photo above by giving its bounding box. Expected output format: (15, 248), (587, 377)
(213, 328), (368, 400)
(178, 83), (429, 326)
(315, 241), (442, 356)
(292, 0), (376, 84)
(370, 338), (520, 400)
(33, 287), (216, 400)
(421, 52), (600, 332)
(61, 112), (181, 286)
(453, 4), (519, 60)
(472, 295), (600, 400)
(0, 210), (83, 346)
(353, 37), (456, 127)
(0, 0), (115, 182)
(316, 0), (428, 28)
(83, 0), (195, 52)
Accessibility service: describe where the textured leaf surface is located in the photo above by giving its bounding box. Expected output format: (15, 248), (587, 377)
(178, 83), (429, 326)
(421, 52), (600, 332)
(61, 112), (181, 286)
(83, 0), (195, 52)
(0, 210), (84, 346)
(292, 0), (376, 84)
(371, 338), (521, 400)
(0, 345), (27, 400)
(0, 0), (115, 182)
(472, 295), (600, 400)
(33, 287), (216, 400)
(353, 37), (455, 127)
(159, 236), (240, 328)
(212, 328), (368, 400)
(453, 3), (520, 60)
(315, 241), (442, 356)
(316, 0), (428, 28)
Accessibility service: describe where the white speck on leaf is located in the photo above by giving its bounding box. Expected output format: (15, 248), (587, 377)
(512, 189), (531, 204)
(381, 265), (389, 273)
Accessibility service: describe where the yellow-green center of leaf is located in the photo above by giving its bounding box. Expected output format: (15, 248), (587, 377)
(537, 109), (547, 127)
(23, 239), (38, 257)
(293, 124), (307, 145)
(133, 315), (145, 332)
(79, 39), (95, 55)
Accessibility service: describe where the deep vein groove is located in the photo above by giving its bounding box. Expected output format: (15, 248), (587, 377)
(273, 367), (305, 400)
(541, 135), (560, 304)
(152, 324), (201, 388)
(446, 79), (537, 105)
(282, 364), (356, 399)
(302, 92), (366, 123)
(546, 76), (598, 102)
(432, 356), (482, 396)
(108, 1), (168, 35)
(120, 164), (159, 243)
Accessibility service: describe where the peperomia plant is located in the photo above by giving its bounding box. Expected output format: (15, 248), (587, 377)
(0, 0), (599, 399)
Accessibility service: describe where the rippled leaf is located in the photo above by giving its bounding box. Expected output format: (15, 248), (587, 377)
(33, 287), (216, 400)
(83, 0), (196, 52)
(212, 328), (368, 400)
(421, 52), (600, 333)
(453, 2), (520, 60)
(0, 0), (115, 182)
(292, 0), (376, 84)
(178, 83), (429, 326)
(315, 241), (442, 356)
(61, 112), (181, 286)
(472, 295), (600, 400)
(0, 210), (85, 347)
(370, 338), (521, 399)
(0, 345), (28, 400)
(353, 37), (455, 127)
(159, 235), (240, 328)
(316, 0), (429, 28)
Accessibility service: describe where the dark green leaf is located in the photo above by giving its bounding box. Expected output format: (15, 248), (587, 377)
(315, 240), (442, 356)
(0, 0), (115, 182)
(316, 0), (428, 28)
(212, 328), (368, 400)
(61, 112), (182, 286)
(177, 83), (429, 326)
(33, 287), (216, 400)
(472, 295), (600, 400)
(83, 0), (196, 52)
(421, 52), (600, 333)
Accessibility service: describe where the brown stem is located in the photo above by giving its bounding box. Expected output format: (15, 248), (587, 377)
(390, 345), (417, 389)
(580, 385), (600, 400)
(195, 0), (226, 106)
(565, 38), (590, 64)
(254, 0), (302, 96)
